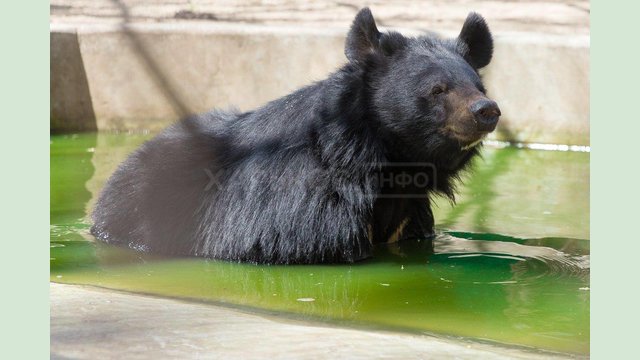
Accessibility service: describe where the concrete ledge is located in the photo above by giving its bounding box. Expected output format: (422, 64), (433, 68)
(51, 283), (572, 359)
(50, 22), (589, 145)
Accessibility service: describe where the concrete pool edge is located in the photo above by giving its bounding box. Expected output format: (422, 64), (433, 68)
(50, 283), (581, 359)
(50, 22), (589, 146)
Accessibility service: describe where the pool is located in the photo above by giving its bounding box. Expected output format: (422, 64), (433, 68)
(50, 133), (589, 354)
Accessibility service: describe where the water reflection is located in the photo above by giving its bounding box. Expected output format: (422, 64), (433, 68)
(438, 147), (516, 234)
(50, 133), (97, 226)
(433, 147), (589, 240)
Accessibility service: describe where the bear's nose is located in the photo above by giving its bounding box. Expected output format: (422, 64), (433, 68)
(471, 99), (501, 132)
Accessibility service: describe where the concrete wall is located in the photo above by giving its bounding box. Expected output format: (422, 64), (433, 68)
(50, 22), (589, 145)
(50, 30), (97, 132)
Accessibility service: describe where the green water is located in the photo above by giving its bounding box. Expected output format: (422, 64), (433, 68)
(50, 133), (590, 354)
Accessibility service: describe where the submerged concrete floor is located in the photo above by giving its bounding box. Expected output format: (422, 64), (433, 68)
(51, 283), (575, 359)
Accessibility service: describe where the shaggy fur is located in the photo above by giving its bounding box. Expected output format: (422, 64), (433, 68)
(91, 9), (499, 264)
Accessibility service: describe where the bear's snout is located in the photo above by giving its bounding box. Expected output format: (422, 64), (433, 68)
(470, 99), (501, 132)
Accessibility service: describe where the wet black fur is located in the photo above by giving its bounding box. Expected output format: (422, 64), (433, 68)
(91, 9), (494, 264)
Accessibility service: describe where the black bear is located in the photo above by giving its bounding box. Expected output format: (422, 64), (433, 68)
(91, 8), (500, 264)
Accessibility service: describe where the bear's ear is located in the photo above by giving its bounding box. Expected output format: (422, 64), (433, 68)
(456, 12), (493, 69)
(345, 8), (383, 63)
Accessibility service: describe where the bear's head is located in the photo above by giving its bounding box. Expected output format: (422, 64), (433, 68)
(345, 8), (500, 159)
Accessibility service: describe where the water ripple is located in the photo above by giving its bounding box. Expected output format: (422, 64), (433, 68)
(434, 234), (590, 284)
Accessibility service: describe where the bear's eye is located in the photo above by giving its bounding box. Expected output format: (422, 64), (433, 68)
(431, 86), (446, 96)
